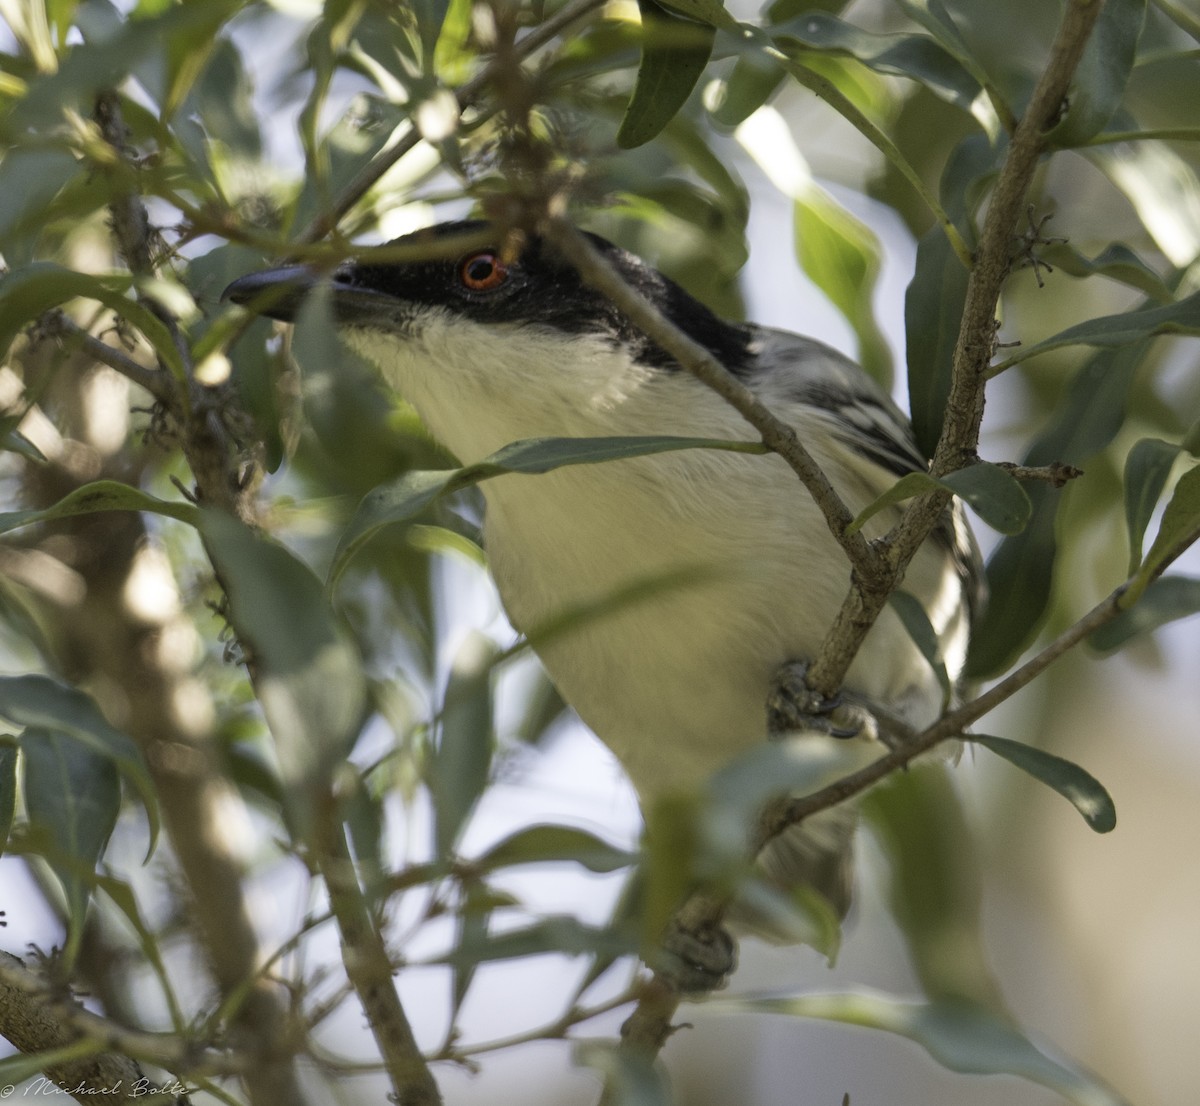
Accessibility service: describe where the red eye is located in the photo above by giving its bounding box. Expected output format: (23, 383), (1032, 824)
(458, 251), (509, 292)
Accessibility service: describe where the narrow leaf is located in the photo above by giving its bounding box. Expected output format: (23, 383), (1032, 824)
(431, 632), (497, 857)
(1123, 438), (1181, 574)
(940, 462), (1031, 535)
(201, 511), (367, 835)
(476, 824), (634, 875)
(1126, 463), (1200, 604)
(21, 727), (122, 961)
(617, 0), (717, 150)
(715, 990), (1131, 1106)
(0, 674), (158, 854)
(906, 225), (970, 457)
(995, 289), (1200, 371)
(888, 591), (952, 705)
(655, 0), (739, 30)
(1037, 242), (1172, 303)
(0, 478), (200, 536)
(0, 743), (17, 854)
(1089, 574), (1200, 651)
(969, 734), (1116, 833)
(330, 435), (765, 585)
(848, 471), (941, 534)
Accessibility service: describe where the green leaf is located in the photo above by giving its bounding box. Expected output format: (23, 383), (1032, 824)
(0, 1040), (110, 1088)
(714, 991), (1131, 1106)
(864, 768), (1003, 1006)
(475, 824), (634, 874)
(888, 590), (952, 705)
(967, 341), (1149, 678)
(0, 264), (186, 381)
(1089, 574), (1200, 651)
(1036, 242), (1172, 303)
(969, 734), (1116, 833)
(0, 674), (158, 854)
(655, 0), (738, 31)
(431, 632), (497, 858)
(995, 289), (1200, 371)
(1123, 438), (1181, 574)
(940, 462), (1032, 534)
(1126, 463), (1200, 604)
(21, 727), (122, 962)
(772, 11), (989, 126)
(330, 435), (765, 586)
(0, 478), (200, 536)
(0, 742), (17, 854)
(707, 53), (786, 128)
(200, 511), (367, 836)
(0, 424), (47, 463)
(905, 224), (970, 458)
(1049, 0), (1146, 147)
(849, 463), (1029, 536)
(794, 186), (890, 383)
(617, 0), (716, 149)
(576, 1044), (673, 1106)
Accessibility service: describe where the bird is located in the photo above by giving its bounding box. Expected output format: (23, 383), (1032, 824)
(224, 219), (980, 974)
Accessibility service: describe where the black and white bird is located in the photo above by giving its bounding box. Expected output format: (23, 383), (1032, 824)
(225, 220), (980, 944)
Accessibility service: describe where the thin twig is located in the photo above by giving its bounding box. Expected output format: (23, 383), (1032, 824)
(997, 460), (1084, 487)
(39, 311), (175, 404)
(318, 829), (443, 1106)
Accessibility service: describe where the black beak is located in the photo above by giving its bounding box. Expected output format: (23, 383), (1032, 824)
(221, 266), (317, 323)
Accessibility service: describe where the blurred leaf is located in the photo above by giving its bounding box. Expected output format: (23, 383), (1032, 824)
(0, 742), (16, 854)
(21, 726), (121, 962)
(772, 11), (990, 128)
(201, 511), (367, 836)
(655, 0), (738, 31)
(1088, 141), (1200, 268)
(888, 591), (952, 704)
(434, 915), (634, 968)
(1089, 574), (1200, 650)
(996, 289), (1200, 369)
(507, 670), (568, 745)
(1126, 462), (1200, 604)
(0, 479), (200, 536)
(0, 674), (158, 854)
(1123, 437), (1181, 573)
(576, 1044), (673, 1106)
(969, 735), (1116, 833)
(477, 824), (634, 875)
(714, 991), (1132, 1106)
(0, 424), (47, 463)
(0, 264), (186, 380)
(0, 147), (84, 265)
(617, 0), (716, 149)
(794, 186), (891, 383)
(0, 1042), (109, 1088)
(893, 0), (1007, 134)
(431, 632), (497, 857)
(906, 224), (970, 458)
(939, 132), (1001, 235)
(849, 463), (1030, 536)
(1037, 242), (1172, 303)
(708, 53), (786, 128)
(968, 341), (1149, 677)
(863, 766), (1003, 1006)
(330, 435), (766, 586)
(1049, 0), (1146, 147)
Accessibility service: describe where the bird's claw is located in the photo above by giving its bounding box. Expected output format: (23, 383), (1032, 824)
(655, 917), (737, 995)
(767, 661), (880, 743)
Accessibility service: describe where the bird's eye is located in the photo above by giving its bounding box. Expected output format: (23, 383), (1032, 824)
(458, 251), (509, 292)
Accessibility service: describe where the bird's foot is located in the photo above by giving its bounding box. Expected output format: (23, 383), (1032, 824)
(655, 916), (737, 995)
(767, 661), (880, 743)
